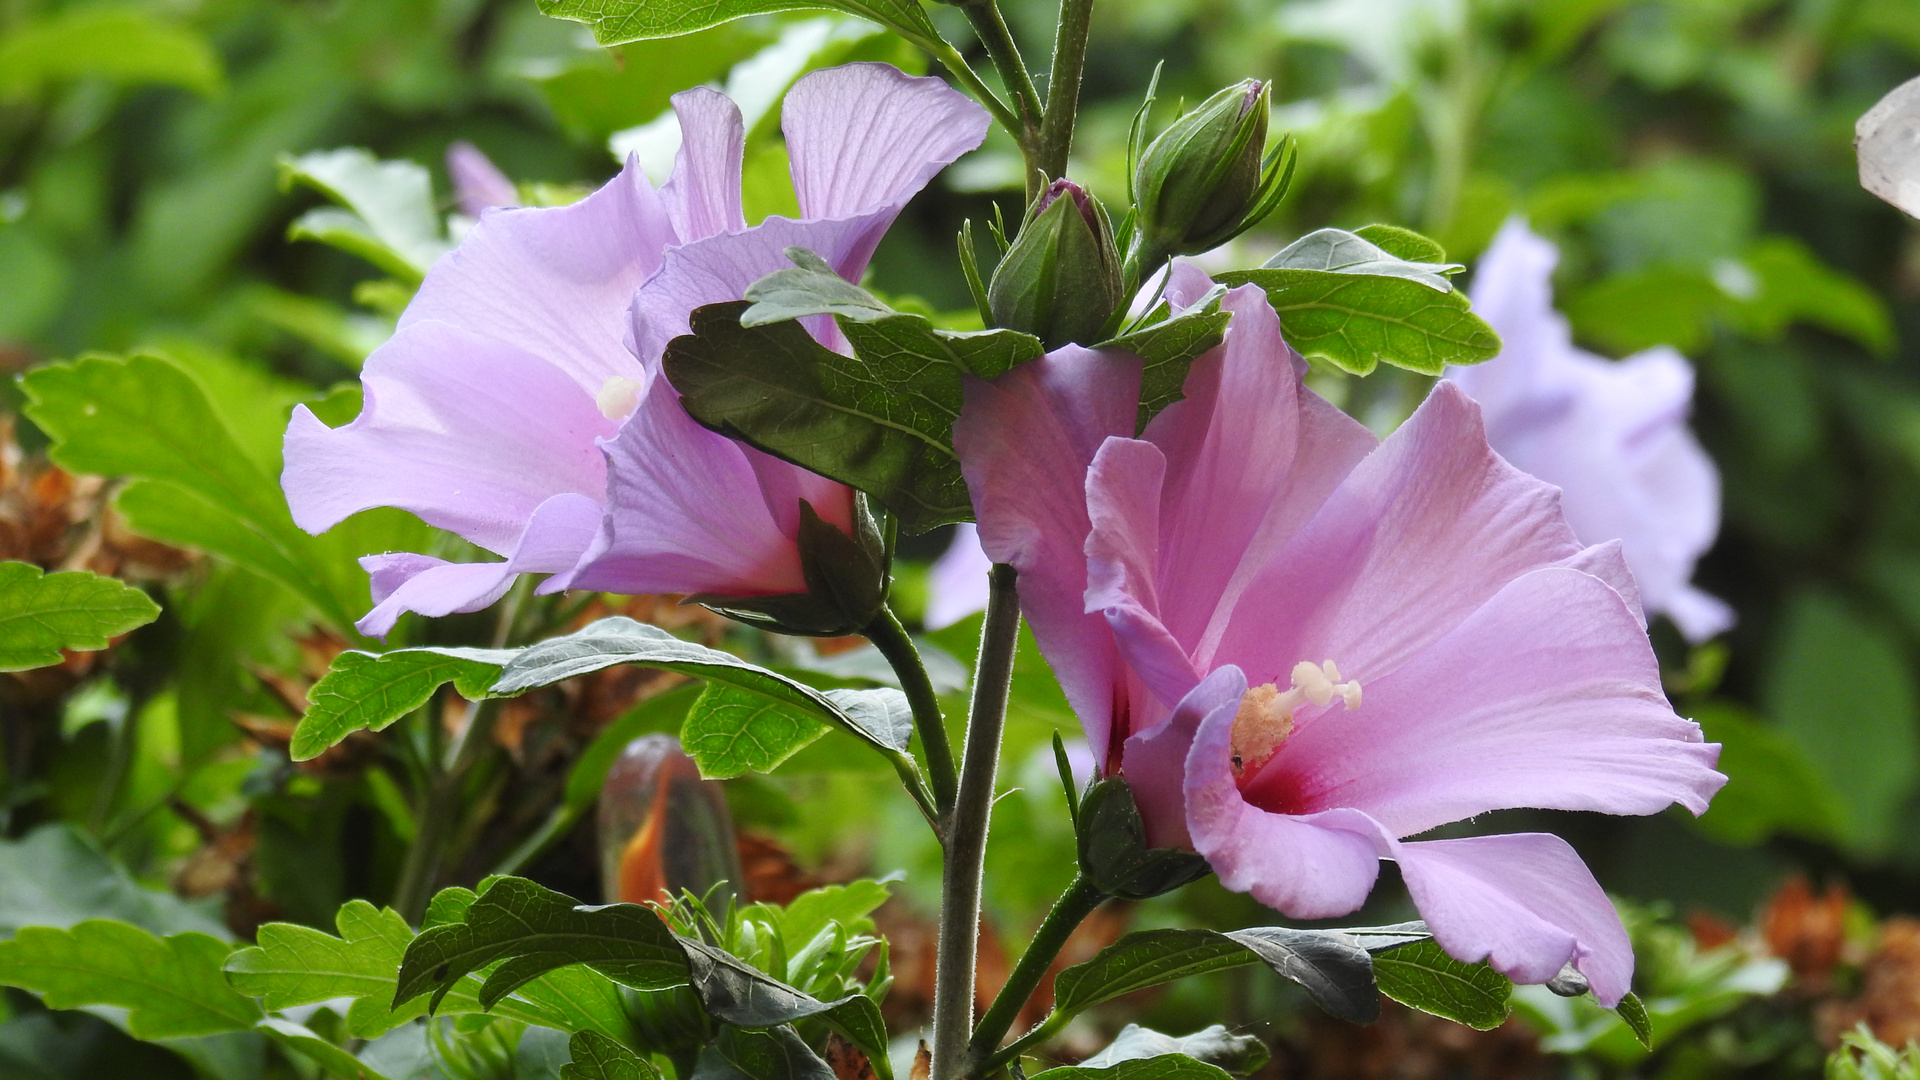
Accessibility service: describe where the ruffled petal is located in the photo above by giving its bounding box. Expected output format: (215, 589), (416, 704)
(1179, 675), (1390, 919)
(447, 142), (518, 216)
(354, 492), (603, 637)
(1248, 565), (1724, 835)
(1394, 833), (1634, 1006)
(1121, 664), (1246, 849)
(782, 62), (990, 222)
(1212, 380), (1585, 689)
(281, 319), (616, 553)
(661, 87), (747, 243)
(400, 156), (671, 393)
(562, 373), (809, 598)
(955, 346), (1142, 767)
(1086, 437), (1204, 711)
(926, 523), (993, 630)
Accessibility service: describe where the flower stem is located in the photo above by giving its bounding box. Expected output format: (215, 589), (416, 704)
(931, 562), (1021, 1080)
(964, 874), (1107, 1074)
(867, 606), (959, 815)
(1036, 0), (1095, 181)
(959, 0), (1044, 155)
(930, 40), (1028, 154)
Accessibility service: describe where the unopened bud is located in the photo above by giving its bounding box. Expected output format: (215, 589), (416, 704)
(988, 179), (1124, 348)
(688, 494), (889, 637)
(1133, 80), (1289, 262)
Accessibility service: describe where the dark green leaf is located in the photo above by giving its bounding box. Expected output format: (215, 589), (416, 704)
(537, 0), (945, 56)
(0, 920), (261, 1039)
(1028, 1054), (1234, 1079)
(1219, 927), (1380, 1024)
(676, 937), (850, 1026)
(1080, 1024), (1268, 1075)
(394, 878), (688, 1013)
(0, 562), (159, 671)
(1103, 296), (1231, 432)
(293, 646), (518, 760)
(1075, 779), (1211, 900)
(1616, 992), (1652, 1049)
(683, 682), (830, 779)
(495, 617), (914, 759)
(665, 300), (1040, 532)
(1371, 940), (1512, 1030)
(691, 1025), (835, 1080)
(563, 1030), (663, 1080)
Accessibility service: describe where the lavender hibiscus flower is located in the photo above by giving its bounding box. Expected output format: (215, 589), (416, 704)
(282, 64), (988, 635)
(954, 281), (1724, 1003)
(1447, 219), (1733, 642)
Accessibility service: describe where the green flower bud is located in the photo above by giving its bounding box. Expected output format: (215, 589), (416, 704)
(1132, 79), (1292, 263)
(687, 494), (889, 637)
(988, 179), (1125, 348)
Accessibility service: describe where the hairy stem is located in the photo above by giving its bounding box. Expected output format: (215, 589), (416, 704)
(930, 40), (1027, 151)
(1035, 0), (1095, 180)
(867, 606), (959, 815)
(931, 563), (1021, 1080)
(960, 0), (1044, 162)
(965, 874), (1107, 1073)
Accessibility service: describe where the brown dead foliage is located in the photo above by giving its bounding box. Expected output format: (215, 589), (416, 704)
(1273, 1002), (1547, 1080)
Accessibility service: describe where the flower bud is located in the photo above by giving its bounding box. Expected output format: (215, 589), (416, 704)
(988, 179), (1125, 348)
(1076, 777), (1211, 899)
(688, 494), (890, 637)
(1132, 80), (1289, 262)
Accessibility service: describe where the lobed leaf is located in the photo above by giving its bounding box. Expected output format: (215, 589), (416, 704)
(0, 920), (261, 1039)
(292, 646), (518, 760)
(0, 562), (159, 672)
(681, 682), (829, 779)
(1102, 294), (1230, 433)
(1370, 940), (1513, 1030)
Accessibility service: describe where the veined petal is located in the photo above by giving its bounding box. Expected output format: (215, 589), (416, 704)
(1394, 833), (1634, 1006)
(661, 87), (747, 243)
(282, 319), (616, 553)
(926, 523), (992, 630)
(400, 156), (671, 393)
(1121, 664), (1246, 849)
(955, 346), (1142, 768)
(783, 62), (990, 222)
(1213, 380), (1585, 689)
(447, 142), (518, 216)
(354, 492), (603, 637)
(1248, 565), (1724, 836)
(563, 373), (809, 598)
(1086, 437), (1204, 711)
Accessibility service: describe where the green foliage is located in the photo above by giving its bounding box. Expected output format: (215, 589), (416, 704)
(536, 0), (945, 56)
(224, 900), (428, 1039)
(278, 149), (451, 284)
(1688, 701), (1846, 846)
(563, 1031), (662, 1080)
(1028, 1055), (1234, 1079)
(0, 826), (225, 938)
(1077, 1024), (1269, 1075)
(293, 646), (518, 760)
(1369, 940), (1513, 1031)
(0, 562), (159, 671)
(682, 682), (830, 779)
(0, 7), (224, 100)
(1830, 1025), (1920, 1080)
(0, 921), (260, 1039)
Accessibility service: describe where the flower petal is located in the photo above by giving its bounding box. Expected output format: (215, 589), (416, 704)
(926, 523), (992, 630)
(1250, 565), (1725, 835)
(956, 345), (1142, 768)
(447, 142), (518, 216)
(782, 62), (990, 222)
(1086, 437), (1204, 713)
(281, 319), (616, 553)
(1394, 833), (1634, 1006)
(661, 87), (747, 243)
(1121, 664), (1246, 849)
(399, 156), (671, 393)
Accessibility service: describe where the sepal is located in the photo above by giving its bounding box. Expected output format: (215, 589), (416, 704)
(689, 494), (889, 637)
(1075, 777), (1212, 900)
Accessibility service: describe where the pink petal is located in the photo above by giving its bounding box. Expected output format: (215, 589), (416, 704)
(354, 492), (603, 637)
(1121, 664), (1246, 849)
(562, 373), (810, 598)
(955, 346), (1142, 769)
(782, 63), (990, 222)
(1161, 260), (1220, 311)
(661, 87), (747, 243)
(1085, 437), (1204, 712)
(926, 523), (992, 630)
(1179, 683), (1390, 918)
(447, 142), (518, 216)
(400, 156), (672, 393)
(1247, 565), (1724, 836)
(281, 319), (616, 553)
(1211, 380), (1586, 690)
(1394, 833), (1634, 1006)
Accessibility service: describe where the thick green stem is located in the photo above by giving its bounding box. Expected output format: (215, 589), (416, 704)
(1035, 0), (1095, 180)
(960, 0), (1043, 154)
(866, 607), (959, 815)
(931, 563), (1021, 1080)
(964, 874), (1106, 1074)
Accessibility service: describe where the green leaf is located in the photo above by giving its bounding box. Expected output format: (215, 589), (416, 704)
(0, 920), (260, 1039)
(279, 149), (451, 281)
(256, 1017), (394, 1080)
(225, 900), (425, 1039)
(495, 618), (915, 760)
(0, 7), (223, 100)
(0, 824), (226, 938)
(771, 880), (893, 947)
(682, 682), (830, 779)
(293, 646), (518, 761)
(1079, 1024), (1268, 1075)
(665, 299), (1041, 532)
(395, 877), (688, 1013)
(563, 1030), (663, 1080)
(0, 562), (159, 672)
(1616, 991), (1652, 1049)
(741, 248), (898, 325)
(1371, 940), (1512, 1030)
(1215, 267), (1499, 376)
(537, 0), (945, 56)
(692, 1025), (835, 1080)
(1262, 227), (1463, 290)
(18, 353), (367, 632)
(1688, 701), (1845, 846)
(1352, 224), (1451, 265)
(1028, 1055), (1234, 1079)
(1103, 296), (1231, 433)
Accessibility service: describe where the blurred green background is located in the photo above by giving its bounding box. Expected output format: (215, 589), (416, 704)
(3, 0), (1920, 1076)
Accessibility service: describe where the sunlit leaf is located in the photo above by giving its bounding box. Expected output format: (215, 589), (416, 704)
(681, 682), (830, 779)
(537, 0), (946, 55)
(292, 646), (518, 760)
(0, 562), (159, 672)
(0, 7), (223, 99)
(0, 920), (260, 1039)
(1079, 1024), (1268, 1075)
